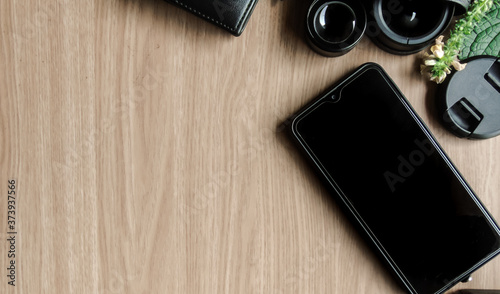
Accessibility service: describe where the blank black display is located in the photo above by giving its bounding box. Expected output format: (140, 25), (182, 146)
(293, 67), (500, 294)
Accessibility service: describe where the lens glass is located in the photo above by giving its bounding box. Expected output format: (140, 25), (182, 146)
(314, 2), (356, 43)
(384, 0), (445, 38)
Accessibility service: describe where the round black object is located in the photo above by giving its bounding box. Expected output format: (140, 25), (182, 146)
(306, 0), (366, 57)
(437, 56), (500, 140)
(314, 3), (356, 43)
(369, 0), (454, 55)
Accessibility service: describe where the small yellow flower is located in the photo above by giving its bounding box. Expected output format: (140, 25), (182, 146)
(435, 35), (445, 45)
(451, 58), (467, 71)
(431, 45), (444, 59)
(419, 0), (493, 84)
(425, 59), (437, 66)
(430, 72), (447, 84)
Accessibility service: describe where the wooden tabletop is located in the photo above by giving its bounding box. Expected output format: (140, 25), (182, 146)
(1, 0), (499, 293)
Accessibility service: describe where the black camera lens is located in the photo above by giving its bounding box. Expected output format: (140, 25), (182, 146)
(314, 3), (356, 43)
(387, 0), (447, 37)
(307, 0), (366, 57)
(369, 0), (454, 55)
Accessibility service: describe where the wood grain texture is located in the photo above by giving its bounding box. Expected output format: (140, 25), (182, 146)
(1, 0), (499, 293)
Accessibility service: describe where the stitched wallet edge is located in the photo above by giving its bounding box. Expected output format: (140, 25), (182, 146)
(169, 0), (258, 36)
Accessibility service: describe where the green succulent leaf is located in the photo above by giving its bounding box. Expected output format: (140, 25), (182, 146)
(459, 1), (500, 59)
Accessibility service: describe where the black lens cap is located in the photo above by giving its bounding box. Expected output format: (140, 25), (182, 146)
(306, 0), (366, 57)
(438, 56), (500, 139)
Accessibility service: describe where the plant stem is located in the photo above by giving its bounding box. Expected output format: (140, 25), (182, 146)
(430, 0), (494, 78)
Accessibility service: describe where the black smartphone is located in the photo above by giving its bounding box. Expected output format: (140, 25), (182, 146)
(287, 63), (500, 294)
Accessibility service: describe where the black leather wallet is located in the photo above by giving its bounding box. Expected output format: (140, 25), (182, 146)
(165, 0), (258, 36)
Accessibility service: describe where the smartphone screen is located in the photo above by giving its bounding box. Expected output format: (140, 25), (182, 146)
(289, 63), (500, 294)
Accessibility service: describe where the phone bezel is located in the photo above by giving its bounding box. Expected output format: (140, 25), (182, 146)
(287, 63), (500, 294)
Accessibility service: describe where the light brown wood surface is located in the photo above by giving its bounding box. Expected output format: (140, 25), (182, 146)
(1, 0), (500, 293)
